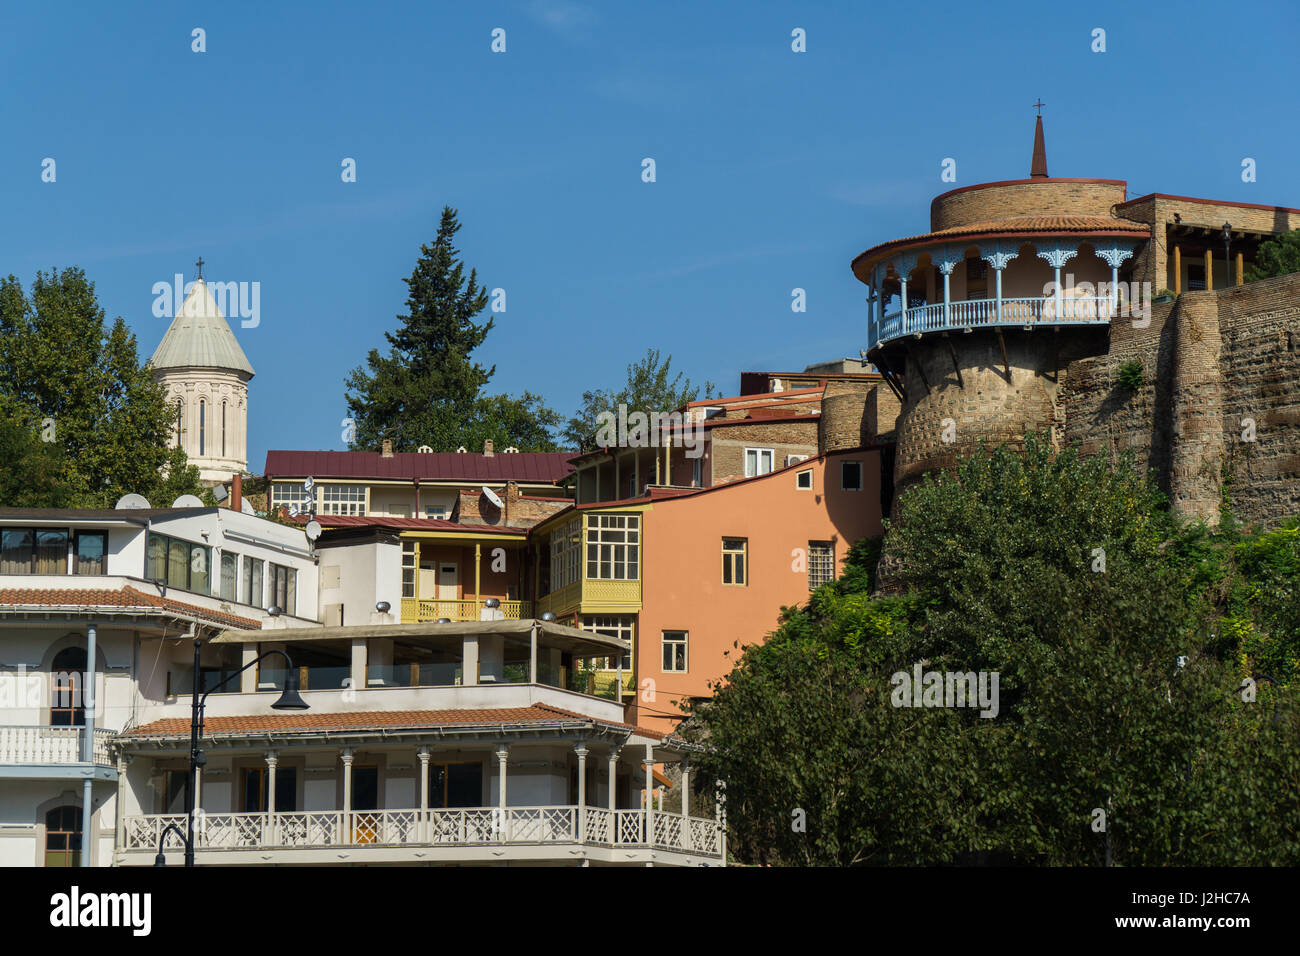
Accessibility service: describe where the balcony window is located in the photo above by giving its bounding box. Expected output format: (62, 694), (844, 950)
(219, 552), (238, 601)
(368, 639), (462, 687)
(270, 482), (314, 516)
(0, 527), (67, 574)
(146, 532), (210, 594)
(44, 806), (82, 868)
(429, 762), (484, 808)
(261, 642), (349, 692)
(270, 563), (296, 616)
(243, 557), (264, 607)
(550, 518), (580, 590)
(401, 541), (417, 598)
(320, 484), (366, 516)
(585, 514), (639, 581)
(581, 615), (634, 670)
(722, 538), (747, 585)
(50, 647), (87, 726)
(74, 531), (106, 575)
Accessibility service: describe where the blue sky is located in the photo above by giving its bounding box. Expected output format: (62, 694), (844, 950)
(3, 0), (1297, 468)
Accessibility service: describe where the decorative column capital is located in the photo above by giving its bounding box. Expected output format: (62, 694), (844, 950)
(264, 751), (278, 768)
(934, 245), (964, 275)
(1036, 243), (1079, 269)
(339, 748), (354, 766)
(496, 744), (510, 759)
(893, 252), (920, 280)
(417, 746), (431, 765)
(573, 743), (589, 759)
(1095, 244), (1136, 269)
(980, 242), (1018, 271)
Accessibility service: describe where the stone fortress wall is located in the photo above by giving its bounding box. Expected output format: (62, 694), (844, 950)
(878, 177), (1300, 529)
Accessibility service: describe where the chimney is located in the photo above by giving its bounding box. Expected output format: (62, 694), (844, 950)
(505, 480), (519, 525)
(232, 473), (242, 512)
(483, 439), (494, 457)
(381, 439), (393, 458)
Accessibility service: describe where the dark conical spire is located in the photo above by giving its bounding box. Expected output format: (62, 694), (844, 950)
(1030, 103), (1048, 178)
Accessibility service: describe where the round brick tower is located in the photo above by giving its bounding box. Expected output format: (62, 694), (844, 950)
(853, 115), (1150, 502)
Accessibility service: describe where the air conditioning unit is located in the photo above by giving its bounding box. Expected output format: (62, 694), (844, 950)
(786, 454), (810, 467)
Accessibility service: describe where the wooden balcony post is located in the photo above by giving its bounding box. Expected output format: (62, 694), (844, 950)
(1236, 251), (1244, 286)
(608, 747), (621, 812)
(474, 543), (481, 607)
(1173, 244), (1182, 294)
(1205, 248), (1214, 291)
(681, 760), (691, 851)
(644, 742), (654, 846)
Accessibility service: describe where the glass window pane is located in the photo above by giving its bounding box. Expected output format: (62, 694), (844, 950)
(75, 532), (106, 575)
(34, 530), (67, 574)
(168, 539), (188, 589)
(190, 545), (210, 594)
(1, 529), (34, 573)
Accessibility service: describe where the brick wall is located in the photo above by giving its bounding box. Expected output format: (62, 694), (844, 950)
(456, 481), (570, 528)
(710, 421), (819, 483)
(931, 179), (1129, 231)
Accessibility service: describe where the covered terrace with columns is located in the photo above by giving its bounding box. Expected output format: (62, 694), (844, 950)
(853, 219), (1150, 355)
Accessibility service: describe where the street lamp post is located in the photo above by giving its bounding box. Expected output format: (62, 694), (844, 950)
(181, 640), (308, 867)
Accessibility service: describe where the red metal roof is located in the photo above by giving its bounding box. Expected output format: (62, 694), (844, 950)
(0, 586), (261, 629)
(302, 515), (525, 535)
(264, 450), (575, 484)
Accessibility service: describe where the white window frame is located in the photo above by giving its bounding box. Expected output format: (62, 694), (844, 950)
(796, 469), (813, 490)
(320, 483), (366, 516)
(551, 518), (581, 590)
(721, 537), (747, 586)
(744, 447), (775, 478)
(662, 630), (688, 673)
(270, 482), (314, 515)
(840, 460), (863, 492)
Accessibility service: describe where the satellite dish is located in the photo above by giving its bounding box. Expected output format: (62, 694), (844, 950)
(456, 446), (468, 454)
(417, 445), (433, 453)
(114, 493), (151, 510)
(303, 476), (315, 493)
(172, 494), (204, 508)
(240, 499), (255, 515)
(212, 484), (229, 502)
(304, 520), (322, 542)
(481, 486), (503, 508)
(289, 505), (300, 517)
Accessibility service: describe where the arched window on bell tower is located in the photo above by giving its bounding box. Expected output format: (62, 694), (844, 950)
(175, 399), (184, 447)
(198, 399), (206, 457)
(222, 400), (227, 457)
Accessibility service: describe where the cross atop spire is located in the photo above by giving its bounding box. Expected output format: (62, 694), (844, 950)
(1030, 105), (1048, 179)
(195, 256), (205, 281)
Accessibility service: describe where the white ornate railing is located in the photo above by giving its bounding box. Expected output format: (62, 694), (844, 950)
(124, 806), (722, 857)
(0, 725), (115, 766)
(869, 294), (1116, 349)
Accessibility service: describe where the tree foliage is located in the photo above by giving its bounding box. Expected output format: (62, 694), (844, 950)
(344, 207), (562, 452)
(564, 348), (714, 452)
(690, 436), (1300, 865)
(1245, 229), (1300, 281)
(0, 267), (206, 507)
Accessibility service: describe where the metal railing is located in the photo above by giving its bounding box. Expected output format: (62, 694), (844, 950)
(124, 805), (723, 857)
(400, 598), (532, 623)
(869, 294), (1117, 349)
(0, 725), (115, 766)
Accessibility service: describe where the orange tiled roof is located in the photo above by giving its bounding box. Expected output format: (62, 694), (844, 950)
(0, 586), (261, 629)
(853, 214), (1151, 272)
(119, 703), (666, 740)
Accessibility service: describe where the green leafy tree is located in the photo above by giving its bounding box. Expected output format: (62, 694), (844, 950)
(692, 436), (1300, 865)
(564, 348), (715, 452)
(345, 207), (562, 452)
(0, 267), (206, 507)
(1245, 230), (1300, 281)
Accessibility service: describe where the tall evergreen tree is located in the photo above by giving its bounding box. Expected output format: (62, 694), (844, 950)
(346, 207), (517, 451)
(0, 267), (206, 507)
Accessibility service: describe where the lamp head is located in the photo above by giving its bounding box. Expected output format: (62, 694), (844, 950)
(272, 667), (309, 710)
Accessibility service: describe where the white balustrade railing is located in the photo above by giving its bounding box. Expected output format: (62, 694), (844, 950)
(0, 725), (114, 766)
(869, 295), (1116, 349)
(124, 806), (723, 857)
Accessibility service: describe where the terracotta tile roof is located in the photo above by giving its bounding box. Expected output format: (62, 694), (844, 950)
(0, 586), (261, 629)
(853, 214), (1151, 273)
(119, 702), (665, 740)
(264, 450), (574, 484)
